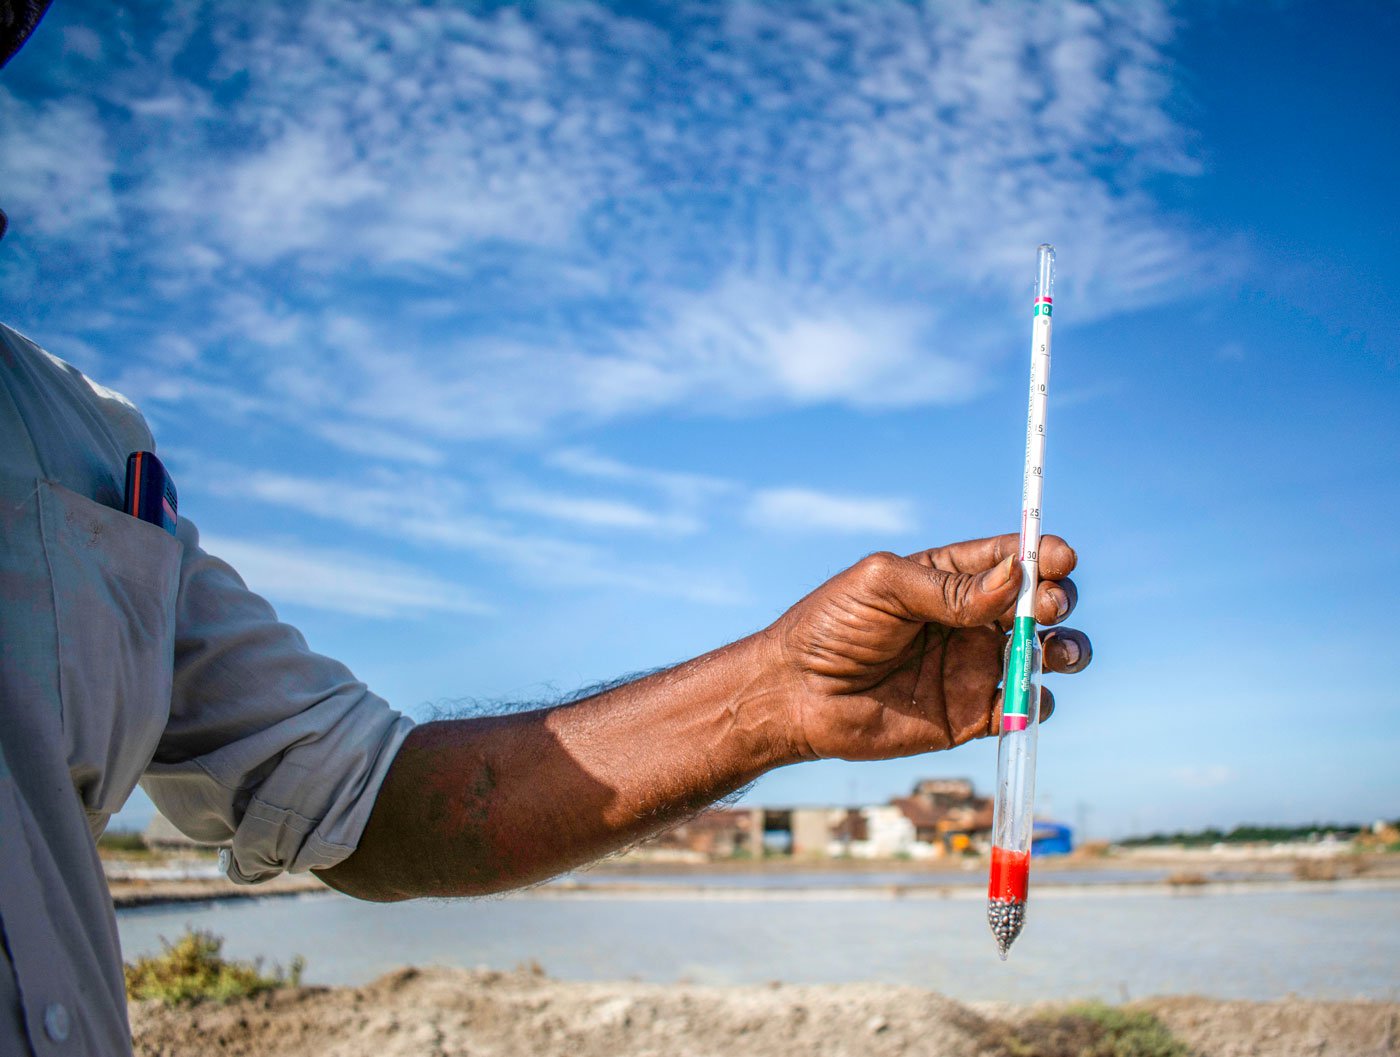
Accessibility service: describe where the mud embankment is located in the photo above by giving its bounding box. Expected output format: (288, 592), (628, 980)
(129, 966), (1400, 1057)
(110, 872), (325, 909)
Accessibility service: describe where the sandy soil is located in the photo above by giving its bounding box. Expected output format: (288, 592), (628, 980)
(1140, 996), (1400, 1057)
(129, 966), (1400, 1057)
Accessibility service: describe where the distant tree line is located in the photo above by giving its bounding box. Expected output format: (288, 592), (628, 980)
(98, 830), (148, 853)
(1118, 822), (1391, 847)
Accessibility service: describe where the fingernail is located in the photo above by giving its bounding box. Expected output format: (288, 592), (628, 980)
(983, 555), (1018, 591)
(1061, 637), (1081, 667)
(1053, 589), (1069, 619)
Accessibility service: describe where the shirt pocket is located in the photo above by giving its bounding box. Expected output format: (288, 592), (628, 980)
(39, 479), (182, 827)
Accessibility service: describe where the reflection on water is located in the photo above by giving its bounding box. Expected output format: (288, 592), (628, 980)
(117, 885), (1400, 1004)
(553, 867), (1248, 888)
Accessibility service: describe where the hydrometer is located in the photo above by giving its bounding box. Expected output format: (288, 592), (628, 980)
(988, 244), (1055, 959)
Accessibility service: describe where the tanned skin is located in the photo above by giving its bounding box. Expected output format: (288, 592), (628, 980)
(317, 533), (1091, 902)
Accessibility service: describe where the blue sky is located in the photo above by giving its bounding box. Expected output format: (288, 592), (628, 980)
(2, 0), (1396, 839)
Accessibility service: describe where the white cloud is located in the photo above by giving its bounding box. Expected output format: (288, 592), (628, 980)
(1171, 765), (1238, 790)
(547, 448), (733, 504)
(61, 26), (104, 62)
(177, 3), (640, 269)
(186, 447), (919, 603)
(746, 488), (916, 535)
(193, 460), (747, 605)
(188, 274), (979, 448)
(623, 276), (980, 413)
(1, 0), (1215, 439)
(218, 127), (387, 263)
(311, 421), (447, 467)
(492, 486), (703, 536)
(201, 535), (490, 619)
(0, 89), (117, 241)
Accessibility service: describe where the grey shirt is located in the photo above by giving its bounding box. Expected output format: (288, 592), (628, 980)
(0, 323), (415, 1055)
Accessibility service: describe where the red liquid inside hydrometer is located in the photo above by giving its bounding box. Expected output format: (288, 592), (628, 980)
(988, 847), (1030, 903)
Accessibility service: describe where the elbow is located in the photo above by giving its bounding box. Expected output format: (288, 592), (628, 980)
(313, 864), (415, 903)
(313, 861), (526, 902)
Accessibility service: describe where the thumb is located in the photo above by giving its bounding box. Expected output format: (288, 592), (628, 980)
(879, 552), (1021, 627)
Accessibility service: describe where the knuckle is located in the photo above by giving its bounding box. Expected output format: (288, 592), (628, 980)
(857, 550), (900, 585)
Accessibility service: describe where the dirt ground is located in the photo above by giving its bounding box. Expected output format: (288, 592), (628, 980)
(1140, 996), (1400, 1057)
(129, 966), (1400, 1057)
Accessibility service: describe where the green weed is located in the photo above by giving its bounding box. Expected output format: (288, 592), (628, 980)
(124, 929), (305, 1006)
(97, 830), (152, 856)
(999, 1002), (1193, 1057)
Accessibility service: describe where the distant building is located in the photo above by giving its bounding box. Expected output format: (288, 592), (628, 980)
(913, 778), (975, 804)
(890, 796), (942, 845)
(638, 777), (1004, 862)
(790, 808), (837, 858)
(896, 778), (993, 855)
(847, 805), (922, 859)
(831, 807), (867, 841)
(641, 807), (758, 859)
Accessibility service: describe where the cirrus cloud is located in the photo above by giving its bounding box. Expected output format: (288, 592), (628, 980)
(3, 0), (1217, 447)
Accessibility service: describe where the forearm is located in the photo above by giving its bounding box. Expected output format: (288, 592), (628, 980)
(316, 537), (1093, 901)
(317, 630), (797, 901)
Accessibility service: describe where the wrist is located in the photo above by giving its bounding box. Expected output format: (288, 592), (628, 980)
(660, 628), (807, 780)
(731, 625), (813, 770)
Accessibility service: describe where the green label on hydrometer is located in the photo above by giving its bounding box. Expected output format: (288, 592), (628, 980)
(1003, 615), (1037, 724)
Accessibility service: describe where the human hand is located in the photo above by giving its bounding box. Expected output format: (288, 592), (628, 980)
(769, 534), (1090, 762)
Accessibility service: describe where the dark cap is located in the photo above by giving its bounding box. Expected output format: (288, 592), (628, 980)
(1, 1), (52, 69)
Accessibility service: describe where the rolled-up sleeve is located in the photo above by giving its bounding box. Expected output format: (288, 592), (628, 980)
(141, 516), (415, 884)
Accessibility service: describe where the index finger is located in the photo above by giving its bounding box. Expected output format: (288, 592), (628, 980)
(906, 533), (1077, 581)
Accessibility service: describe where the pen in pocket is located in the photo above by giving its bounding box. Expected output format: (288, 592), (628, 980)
(124, 451), (178, 536)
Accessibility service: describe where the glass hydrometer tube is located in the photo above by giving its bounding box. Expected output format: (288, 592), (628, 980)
(988, 244), (1055, 960)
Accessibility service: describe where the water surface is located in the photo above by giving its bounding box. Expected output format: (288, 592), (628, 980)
(117, 884), (1400, 1004)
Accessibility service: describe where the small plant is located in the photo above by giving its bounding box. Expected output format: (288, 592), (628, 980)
(98, 830), (150, 855)
(124, 930), (305, 1005)
(1000, 1002), (1194, 1057)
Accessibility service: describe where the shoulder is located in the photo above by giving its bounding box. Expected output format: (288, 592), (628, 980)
(0, 322), (156, 454)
